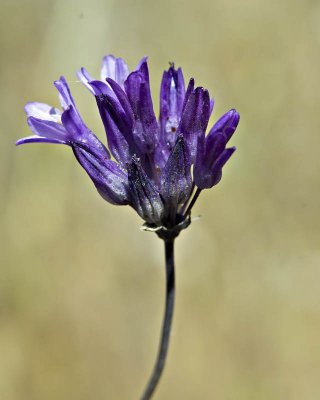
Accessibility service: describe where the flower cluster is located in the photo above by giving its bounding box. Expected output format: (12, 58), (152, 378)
(17, 55), (239, 236)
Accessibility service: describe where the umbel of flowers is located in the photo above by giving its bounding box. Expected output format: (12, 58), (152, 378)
(17, 55), (239, 238)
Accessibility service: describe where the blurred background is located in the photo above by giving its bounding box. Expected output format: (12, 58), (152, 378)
(1, 0), (320, 398)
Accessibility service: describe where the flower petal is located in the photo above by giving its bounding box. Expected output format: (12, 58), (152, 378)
(208, 109), (240, 142)
(135, 56), (148, 72)
(101, 55), (129, 88)
(194, 133), (226, 189)
(77, 67), (113, 96)
(77, 67), (96, 94)
(210, 147), (236, 187)
(95, 94), (131, 164)
(209, 97), (215, 115)
(124, 61), (159, 154)
(205, 132), (226, 167)
(16, 136), (66, 146)
(105, 78), (135, 124)
(54, 76), (76, 110)
(159, 65), (185, 151)
(181, 78), (194, 112)
(24, 102), (61, 122)
(177, 86), (211, 163)
(61, 105), (111, 160)
(73, 145), (129, 205)
(26, 116), (69, 142)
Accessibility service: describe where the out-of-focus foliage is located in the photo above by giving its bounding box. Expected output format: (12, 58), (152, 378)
(1, 0), (320, 399)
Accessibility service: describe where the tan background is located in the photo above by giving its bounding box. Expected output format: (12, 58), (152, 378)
(1, 0), (320, 399)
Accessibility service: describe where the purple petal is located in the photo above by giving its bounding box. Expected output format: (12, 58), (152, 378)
(24, 102), (61, 121)
(127, 155), (163, 224)
(208, 109), (240, 142)
(177, 86), (211, 163)
(101, 55), (116, 80)
(54, 76), (75, 110)
(159, 65), (185, 151)
(86, 80), (113, 96)
(73, 145), (128, 205)
(194, 133), (226, 189)
(181, 78), (195, 113)
(135, 56), (148, 72)
(209, 97), (215, 115)
(26, 116), (68, 142)
(154, 141), (170, 172)
(124, 61), (159, 154)
(101, 55), (129, 88)
(161, 135), (192, 223)
(77, 67), (96, 94)
(210, 147), (236, 187)
(61, 105), (111, 160)
(106, 78), (135, 123)
(16, 136), (66, 146)
(61, 105), (87, 138)
(95, 94), (132, 164)
(98, 94), (133, 138)
(77, 68), (114, 97)
(205, 132), (227, 167)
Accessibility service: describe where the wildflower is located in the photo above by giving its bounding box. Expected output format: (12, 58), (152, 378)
(17, 55), (239, 237)
(16, 55), (240, 399)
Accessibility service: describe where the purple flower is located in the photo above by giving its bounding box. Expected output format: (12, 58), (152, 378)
(17, 55), (239, 237)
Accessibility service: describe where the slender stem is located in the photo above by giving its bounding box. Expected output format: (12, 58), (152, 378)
(140, 239), (175, 400)
(183, 187), (202, 219)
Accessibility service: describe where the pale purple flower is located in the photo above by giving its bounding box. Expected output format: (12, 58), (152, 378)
(17, 55), (239, 236)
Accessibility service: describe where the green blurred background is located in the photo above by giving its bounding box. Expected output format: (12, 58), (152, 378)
(1, 0), (320, 399)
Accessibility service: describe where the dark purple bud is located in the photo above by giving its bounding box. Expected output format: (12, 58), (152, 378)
(161, 135), (192, 224)
(127, 155), (164, 224)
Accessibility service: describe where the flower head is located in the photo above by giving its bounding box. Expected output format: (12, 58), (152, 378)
(17, 55), (239, 238)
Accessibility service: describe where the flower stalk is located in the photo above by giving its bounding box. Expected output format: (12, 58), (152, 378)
(141, 239), (175, 400)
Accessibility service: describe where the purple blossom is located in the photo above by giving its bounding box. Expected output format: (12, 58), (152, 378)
(17, 55), (239, 236)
